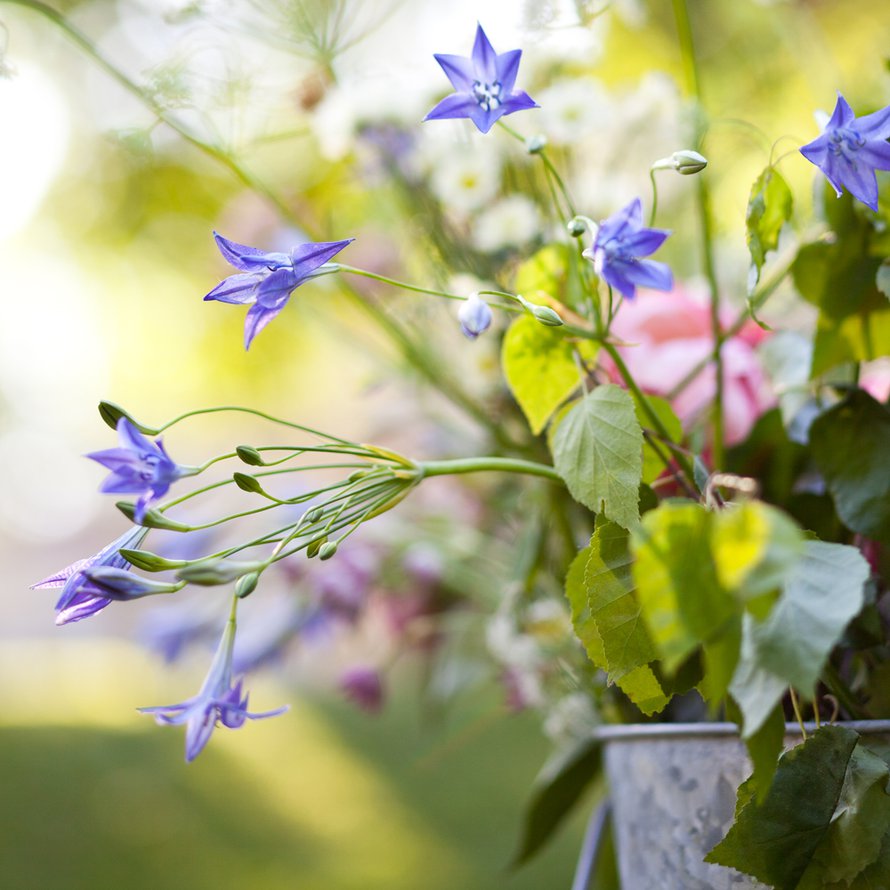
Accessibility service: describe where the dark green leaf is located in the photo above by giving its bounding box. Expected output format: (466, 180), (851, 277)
(511, 736), (601, 867)
(811, 390), (890, 543)
(550, 385), (643, 529)
(565, 542), (606, 669)
(742, 703), (785, 803)
(705, 725), (859, 888)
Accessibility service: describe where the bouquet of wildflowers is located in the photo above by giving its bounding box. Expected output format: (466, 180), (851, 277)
(9, 1), (890, 886)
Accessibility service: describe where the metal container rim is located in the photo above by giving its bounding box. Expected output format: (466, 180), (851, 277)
(590, 720), (890, 742)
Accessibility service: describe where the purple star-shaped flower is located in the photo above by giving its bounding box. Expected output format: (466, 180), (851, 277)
(87, 418), (187, 523)
(205, 232), (353, 349)
(582, 198), (673, 300)
(424, 24), (538, 134)
(800, 93), (890, 212)
(140, 608), (288, 761)
(32, 525), (149, 624)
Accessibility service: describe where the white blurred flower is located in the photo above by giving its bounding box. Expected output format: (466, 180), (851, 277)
(486, 613), (542, 670)
(472, 195), (542, 252)
(543, 692), (598, 744)
(535, 78), (612, 145)
(525, 598), (571, 641)
(430, 145), (503, 213)
(311, 76), (426, 161)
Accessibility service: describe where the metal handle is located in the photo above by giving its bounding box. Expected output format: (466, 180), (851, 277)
(571, 800), (612, 890)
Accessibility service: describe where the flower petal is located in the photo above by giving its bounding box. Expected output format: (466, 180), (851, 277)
(501, 91), (539, 115)
(213, 232), (280, 272)
(255, 266), (299, 308)
(424, 93), (480, 122)
(625, 258), (674, 292)
(471, 24), (498, 83)
(856, 104), (890, 140)
(495, 49), (522, 95)
(859, 138), (890, 172)
(621, 227), (671, 257)
(827, 93), (855, 130)
(800, 133), (830, 169)
(290, 238), (353, 278)
(841, 160), (880, 211)
(433, 53), (475, 91)
(204, 271), (263, 304)
(243, 302), (287, 350)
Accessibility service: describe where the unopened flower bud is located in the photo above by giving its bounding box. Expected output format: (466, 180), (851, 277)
(319, 541), (338, 561)
(236, 445), (265, 466)
(457, 292), (493, 340)
(525, 134), (548, 154)
(235, 572), (260, 599)
(567, 217), (588, 238)
(306, 536), (327, 558)
(233, 472), (264, 493)
(177, 559), (265, 585)
(651, 149), (708, 176)
(116, 501), (190, 531)
(529, 304), (564, 327)
(305, 507), (324, 524)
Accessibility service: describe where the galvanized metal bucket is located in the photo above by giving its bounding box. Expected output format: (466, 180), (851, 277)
(572, 721), (890, 890)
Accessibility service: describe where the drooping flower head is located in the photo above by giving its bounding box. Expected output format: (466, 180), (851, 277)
(425, 24), (538, 134)
(458, 291), (493, 339)
(32, 525), (149, 624)
(86, 418), (187, 523)
(205, 232), (353, 349)
(582, 198), (672, 300)
(140, 603), (288, 761)
(800, 93), (890, 212)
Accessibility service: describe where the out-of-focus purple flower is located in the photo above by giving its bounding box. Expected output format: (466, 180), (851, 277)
(339, 666), (384, 713)
(458, 292), (493, 340)
(140, 607), (287, 761)
(582, 198), (672, 300)
(86, 418), (188, 523)
(204, 231), (353, 349)
(32, 526), (149, 625)
(425, 24), (538, 134)
(800, 93), (890, 212)
(313, 541), (380, 623)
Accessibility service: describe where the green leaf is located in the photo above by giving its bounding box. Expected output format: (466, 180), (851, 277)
(511, 736), (601, 867)
(798, 744), (890, 886)
(633, 394), (683, 485)
(631, 501), (735, 673)
(742, 703), (786, 803)
(513, 243), (571, 298)
(730, 541), (869, 737)
(747, 166), (793, 289)
(502, 314), (595, 434)
(700, 619), (742, 705)
(877, 262), (890, 300)
(550, 385), (643, 529)
(613, 665), (669, 716)
(711, 501), (806, 606)
(705, 725), (860, 888)
(729, 613), (789, 738)
(812, 304), (890, 375)
(811, 390), (890, 543)
(584, 520), (654, 679)
(565, 542), (605, 669)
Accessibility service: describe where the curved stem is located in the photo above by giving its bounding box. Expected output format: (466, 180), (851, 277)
(419, 456), (562, 484)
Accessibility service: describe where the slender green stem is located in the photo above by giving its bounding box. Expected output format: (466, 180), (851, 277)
(649, 168), (660, 227)
(419, 456), (562, 484)
(672, 0), (725, 470)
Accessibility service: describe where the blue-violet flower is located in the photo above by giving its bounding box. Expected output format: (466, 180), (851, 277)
(582, 198), (672, 300)
(458, 292), (493, 339)
(205, 231), (353, 349)
(140, 606), (288, 761)
(32, 525), (149, 624)
(86, 418), (188, 523)
(800, 92), (890, 212)
(425, 24), (538, 134)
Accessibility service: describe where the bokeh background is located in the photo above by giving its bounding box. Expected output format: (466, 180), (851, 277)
(1, 0), (889, 886)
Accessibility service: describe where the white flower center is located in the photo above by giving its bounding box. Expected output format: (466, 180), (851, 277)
(473, 80), (503, 112)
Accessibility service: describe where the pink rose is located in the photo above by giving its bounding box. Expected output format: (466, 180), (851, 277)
(607, 287), (774, 446)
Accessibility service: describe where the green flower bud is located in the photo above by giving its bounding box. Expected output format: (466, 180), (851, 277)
(233, 472), (264, 493)
(319, 541), (338, 561)
(177, 559), (266, 586)
(305, 507), (325, 524)
(306, 536), (327, 558)
(235, 572), (260, 599)
(651, 150), (708, 176)
(116, 501), (190, 531)
(236, 445), (265, 466)
(529, 304), (564, 327)
(119, 548), (188, 572)
(98, 401), (158, 435)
